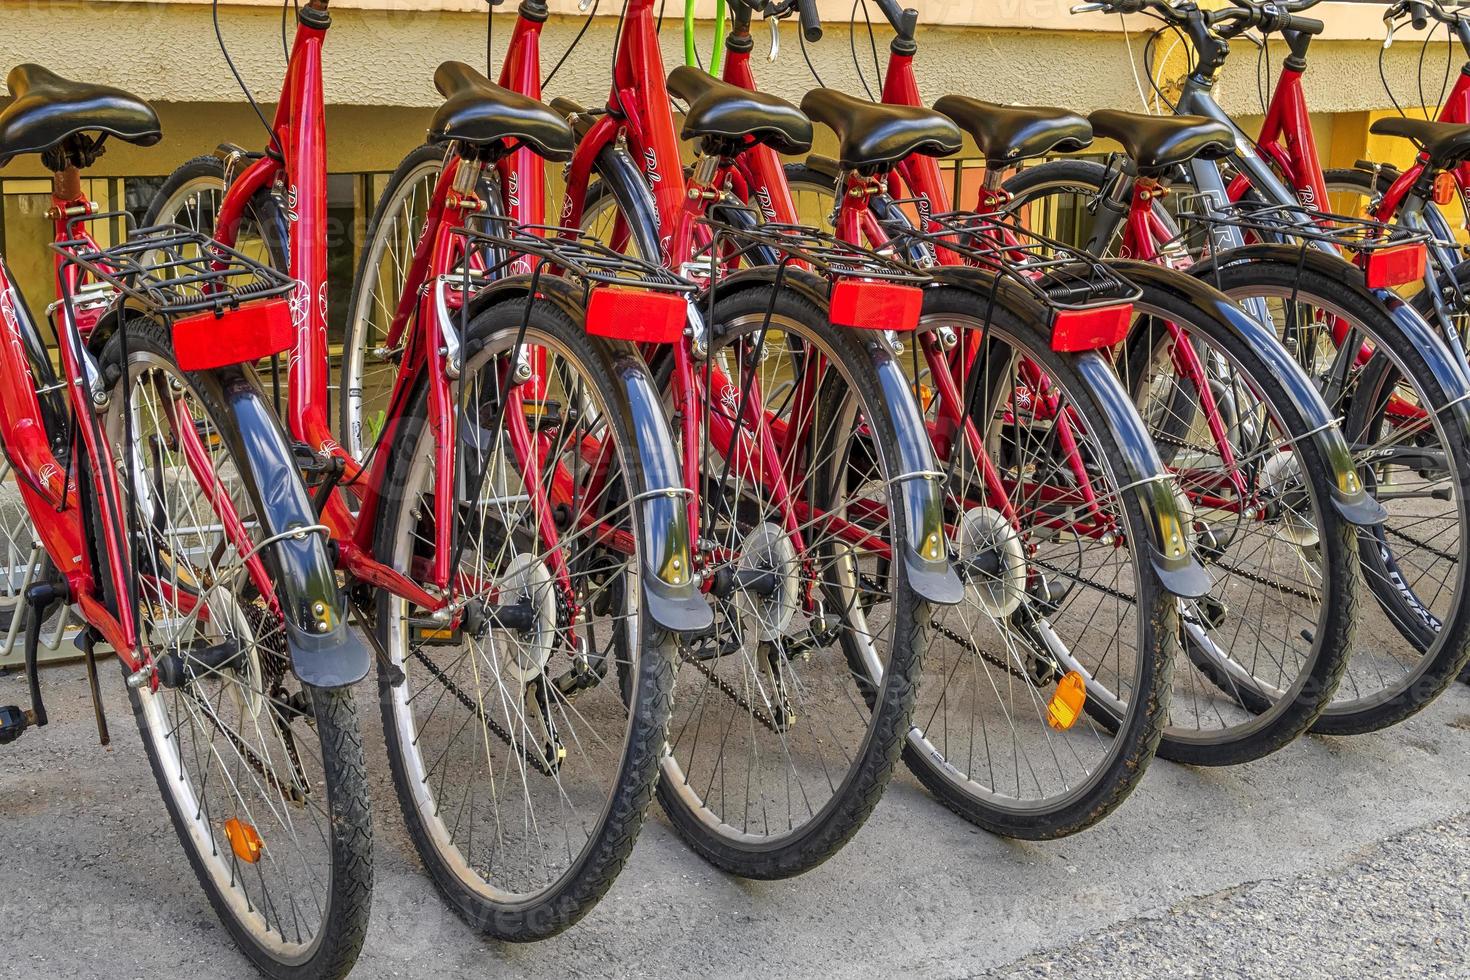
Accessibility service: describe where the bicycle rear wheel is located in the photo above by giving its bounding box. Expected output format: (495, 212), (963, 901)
(1116, 278), (1356, 763)
(1005, 161), (1470, 732)
(654, 281), (927, 876)
(373, 295), (674, 939)
(1200, 259), (1470, 734)
(104, 320), (371, 980)
(905, 283), (1176, 836)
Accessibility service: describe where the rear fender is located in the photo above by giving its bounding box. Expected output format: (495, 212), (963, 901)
(1121, 256), (1386, 526)
(466, 279), (710, 635)
(924, 269), (1211, 597)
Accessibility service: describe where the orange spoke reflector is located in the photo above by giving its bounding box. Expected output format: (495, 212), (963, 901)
(1047, 671), (1087, 731)
(225, 818), (264, 864)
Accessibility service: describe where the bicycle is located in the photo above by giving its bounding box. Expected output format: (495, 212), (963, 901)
(145, 0), (706, 938)
(743, 0), (1373, 776)
(0, 63), (373, 978)
(639, 0), (1234, 835)
(408, 0), (979, 878)
(1322, 0), (1470, 687)
(1009, 0), (1470, 733)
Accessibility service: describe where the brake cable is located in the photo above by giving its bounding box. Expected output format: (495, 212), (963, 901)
(542, 0), (601, 88)
(850, 0), (881, 101)
(213, 0), (284, 157)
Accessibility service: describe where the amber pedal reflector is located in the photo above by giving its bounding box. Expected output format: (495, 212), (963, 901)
(585, 286), (686, 344)
(1051, 304), (1132, 353)
(224, 818), (264, 864)
(829, 279), (924, 331)
(1361, 243), (1427, 290)
(1046, 671), (1088, 731)
(174, 297), (294, 372)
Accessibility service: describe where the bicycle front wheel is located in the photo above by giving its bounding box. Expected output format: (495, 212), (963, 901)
(104, 319), (371, 980)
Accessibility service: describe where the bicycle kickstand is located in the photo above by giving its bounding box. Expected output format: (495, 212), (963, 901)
(0, 580), (66, 746)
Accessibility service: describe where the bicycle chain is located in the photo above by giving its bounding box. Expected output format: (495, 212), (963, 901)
(1381, 522), (1462, 565)
(676, 641), (781, 735)
(1207, 557), (1319, 602)
(410, 647), (557, 778)
(1027, 555), (1139, 607)
(928, 619), (1037, 685)
(184, 688), (307, 804)
(1034, 535), (1316, 603)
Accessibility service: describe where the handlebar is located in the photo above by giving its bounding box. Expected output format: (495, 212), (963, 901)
(1389, 0), (1470, 28)
(1071, 0), (1322, 36)
(1220, 3), (1325, 37)
(797, 0), (822, 41)
(750, 0), (922, 51)
(1379, 0), (1470, 54)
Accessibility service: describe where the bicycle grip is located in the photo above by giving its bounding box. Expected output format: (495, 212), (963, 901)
(1409, 1), (1430, 29)
(1283, 12), (1324, 34)
(798, 0), (822, 42)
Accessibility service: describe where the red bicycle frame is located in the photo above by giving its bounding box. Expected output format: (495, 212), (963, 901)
(555, 0), (884, 560)
(0, 181), (157, 666)
(1229, 62), (1330, 213)
(211, 1), (466, 611)
(209, 0), (674, 631)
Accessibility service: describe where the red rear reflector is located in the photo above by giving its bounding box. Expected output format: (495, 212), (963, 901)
(585, 286), (686, 344)
(1433, 171), (1457, 205)
(173, 297), (293, 372)
(829, 279), (923, 332)
(1050, 304), (1132, 352)
(1360, 243), (1426, 290)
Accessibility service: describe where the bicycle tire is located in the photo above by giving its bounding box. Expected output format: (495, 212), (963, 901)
(371, 294), (675, 939)
(1006, 159), (1470, 733)
(103, 319), (371, 980)
(902, 282), (1175, 835)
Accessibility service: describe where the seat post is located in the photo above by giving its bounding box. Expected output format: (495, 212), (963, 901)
(52, 163), (82, 203)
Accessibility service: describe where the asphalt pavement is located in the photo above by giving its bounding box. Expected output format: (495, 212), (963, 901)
(2, 660), (1467, 979)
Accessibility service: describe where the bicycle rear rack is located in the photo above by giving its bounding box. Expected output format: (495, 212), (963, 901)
(697, 207), (930, 283)
(879, 206), (1141, 350)
(452, 223), (698, 346)
(1169, 196), (1434, 289)
(455, 223), (696, 295)
(881, 206), (1143, 311)
(52, 214), (295, 315)
(696, 207), (932, 332)
(51, 214), (297, 370)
